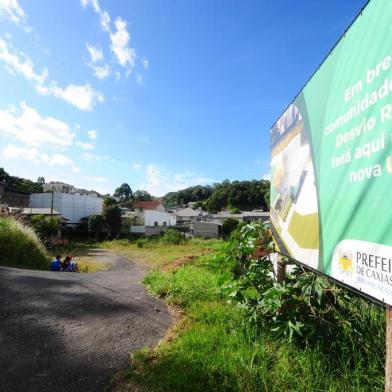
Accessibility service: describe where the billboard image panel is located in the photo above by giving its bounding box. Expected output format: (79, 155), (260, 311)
(270, 0), (392, 304)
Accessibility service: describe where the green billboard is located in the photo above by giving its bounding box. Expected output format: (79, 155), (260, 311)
(270, 0), (392, 304)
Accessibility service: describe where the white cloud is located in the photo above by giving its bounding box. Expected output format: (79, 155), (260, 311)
(110, 17), (136, 69)
(132, 163), (142, 170)
(0, 38), (47, 85)
(139, 164), (213, 196)
(92, 64), (110, 79)
(0, 0), (30, 32)
(0, 102), (74, 147)
(86, 43), (103, 63)
(37, 82), (104, 111)
(0, 38), (103, 111)
(3, 144), (80, 172)
(76, 141), (94, 150)
(142, 57), (149, 70)
(262, 173), (271, 181)
(81, 0), (110, 32)
(87, 130), (98, 140)
(82, 0), (141, 77)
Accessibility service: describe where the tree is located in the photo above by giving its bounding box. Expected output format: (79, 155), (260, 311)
(134, 190), (152, 202)
(88, 215), (105, 241)
(37, 177), (45, 185)
(103, 195), (117, 207)
(114, 183), (133, 203)
(29, 215), (60, 239)
(104, 206), (122, 239)
(222, 217), (239, 237)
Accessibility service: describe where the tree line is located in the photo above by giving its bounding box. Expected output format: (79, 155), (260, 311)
(164, 179), (270, 212)
(0, 168), (44, 193)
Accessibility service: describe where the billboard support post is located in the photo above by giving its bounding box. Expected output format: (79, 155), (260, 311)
(276, 255), (286, 283)
(386, 309), (392, 392)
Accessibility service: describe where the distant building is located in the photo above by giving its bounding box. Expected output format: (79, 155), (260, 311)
(131, 210), (176, 236)
(30, 193), (103, 224)
(210, 210), (270, 225)
(174, 207), (200, 225)
(192, 221), (220, 239)
(42, 181), (100, 197)
(0, 183), (30, 208)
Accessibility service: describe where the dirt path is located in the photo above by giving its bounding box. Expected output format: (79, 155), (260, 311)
(0, 249), (171, 392)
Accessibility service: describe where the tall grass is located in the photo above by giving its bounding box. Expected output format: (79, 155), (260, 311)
(0, 215), (48, 269)
(111, 255), (385, 392)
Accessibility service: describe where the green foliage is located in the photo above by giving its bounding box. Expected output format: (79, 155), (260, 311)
(104, 205), (122, 238)
(103, 195), (117, 207)
(160, 229), (185, 245)
(221, 217), (239, 236)
(115, 238), (384, 392)
(88, 214), (105, 240)
(0, 167), (43, 193)
(164, 179), (270, 212)
(229, 207), (241, 214)
(29, 214), (60, 240)
(0, 215), (48, 268)
(114, 183), (133, 203)
(222, 222), (385, 367)
(134, 189), (152, 201)
(136, 238), (148, 248)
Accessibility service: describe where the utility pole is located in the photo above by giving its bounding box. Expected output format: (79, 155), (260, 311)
(50, 185), (54, 243)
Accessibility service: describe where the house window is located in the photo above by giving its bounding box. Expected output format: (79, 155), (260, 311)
(154, 221), (158, 227)
(163, 221), (167, 227)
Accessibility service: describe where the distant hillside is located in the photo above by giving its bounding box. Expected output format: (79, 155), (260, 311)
(164, 179), (270, 212)
(0, 168), (43, 193)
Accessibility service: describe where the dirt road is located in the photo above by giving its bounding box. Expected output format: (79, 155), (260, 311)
(0, 249), (171, 392)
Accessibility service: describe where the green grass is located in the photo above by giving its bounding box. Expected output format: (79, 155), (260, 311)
(0, 216), (49, 269)
(99, 238), (225, 267)
(110, 252), (384, 392)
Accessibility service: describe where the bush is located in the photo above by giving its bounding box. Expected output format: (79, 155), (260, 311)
(136, 238), (148, 248)
(160, 229), (185, 245)
(222, 217), (239, 236)
(0, 215), (48, 269)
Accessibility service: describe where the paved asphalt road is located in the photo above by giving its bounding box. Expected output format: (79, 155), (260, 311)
(0, 250), (172, 392)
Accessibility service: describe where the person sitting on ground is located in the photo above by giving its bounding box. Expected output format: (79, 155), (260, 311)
(70, 256), (79, 272)
(50, 255), (62, 271)
(62, 256), (73, 272)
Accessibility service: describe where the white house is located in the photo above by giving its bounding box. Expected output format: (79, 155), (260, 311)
(131, 210), (176, 235)
(30, 193), (103, 224)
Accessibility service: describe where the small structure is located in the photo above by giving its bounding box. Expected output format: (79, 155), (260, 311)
(174, 207), (199, 225)
(210, 210), (270, 225)
(131, 210), (176, 236)
(192, 221), (220, 239)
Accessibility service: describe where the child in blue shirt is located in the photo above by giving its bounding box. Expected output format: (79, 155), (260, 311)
(50, 255), (62, 271)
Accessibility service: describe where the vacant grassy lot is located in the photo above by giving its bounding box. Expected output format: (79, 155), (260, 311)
(107, 240), (384, 392)
(99, 238), (224, 268)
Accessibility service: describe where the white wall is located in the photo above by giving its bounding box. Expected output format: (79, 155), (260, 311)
(144, 210), (176, 227)
(30, 193), (103, 223)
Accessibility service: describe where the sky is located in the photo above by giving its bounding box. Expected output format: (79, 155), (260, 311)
(0, 0), (368, 196)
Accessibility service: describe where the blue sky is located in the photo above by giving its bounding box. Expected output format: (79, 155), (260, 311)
(0, 0), (367, 195)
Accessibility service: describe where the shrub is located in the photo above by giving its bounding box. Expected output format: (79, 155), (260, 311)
(0, 215), (48, 269)
(136, 238), (148, 248)
(222, 217), (239, 236)
(160, 229), (185, 245)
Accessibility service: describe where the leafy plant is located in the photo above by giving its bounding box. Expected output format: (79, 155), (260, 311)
(160, 229), (185, 245)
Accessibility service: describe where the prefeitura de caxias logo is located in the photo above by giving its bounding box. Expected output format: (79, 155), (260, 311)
(338, 250), (353, 274)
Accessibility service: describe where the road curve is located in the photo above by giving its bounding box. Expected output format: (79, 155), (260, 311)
(0, 249), (171, 392)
